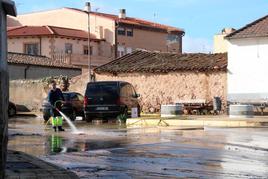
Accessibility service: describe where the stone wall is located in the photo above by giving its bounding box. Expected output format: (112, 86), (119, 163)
(9, 80), (49, 111)
(9, 71), (227, 113)
(9, 76), (87, 112)
(94, 71), (227, 112)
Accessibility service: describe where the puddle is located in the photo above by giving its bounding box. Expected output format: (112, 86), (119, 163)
(7, 116), (268, 178)
(47, 135), (125, 155)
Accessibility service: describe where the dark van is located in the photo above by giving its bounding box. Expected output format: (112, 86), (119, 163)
(84, 81), (140, 122)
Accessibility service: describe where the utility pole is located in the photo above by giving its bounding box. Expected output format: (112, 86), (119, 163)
(85, 2), (91, 81)
(0, 1), (16, 178)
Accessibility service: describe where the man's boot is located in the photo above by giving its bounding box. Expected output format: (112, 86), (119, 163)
(58, 126), (65, 131)
(53, 126), (57, 132)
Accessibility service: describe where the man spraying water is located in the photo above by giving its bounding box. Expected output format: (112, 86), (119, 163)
(48, 80), (65, 132)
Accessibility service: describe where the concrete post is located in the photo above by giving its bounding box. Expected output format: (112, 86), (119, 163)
(0, 1), (16, 178)
(0, 2), (9, 177)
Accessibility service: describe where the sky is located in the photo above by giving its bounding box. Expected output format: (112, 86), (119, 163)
(13, 0), (268, 53)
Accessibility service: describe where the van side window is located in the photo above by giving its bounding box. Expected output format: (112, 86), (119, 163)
(120, 83), (128, 97)
(77, 94), (84, 101)
(126, 84), (135, 97)
(70, 93), (79, 100)
(131, 86), (137, 97)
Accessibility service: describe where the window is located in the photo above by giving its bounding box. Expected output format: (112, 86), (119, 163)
(24, 43), (39, 55)
(65, 43), (73, 54)
(117, 27), (126, 36)
(77, 94), (84, 101)
(117, 45), (125, 57)
(127, 84), (136, 97)
(120, 84), (128, 97)
(63, 93), (70, 101)
(167, 34), (180, 43)
(83, 45), (93, 55)
(86, 83), (118, 97)
(83, 45), (88, 55)
(126, 28), (133, 37)
(70, 93), (79, 101)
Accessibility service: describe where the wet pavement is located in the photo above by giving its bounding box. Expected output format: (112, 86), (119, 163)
(8, 116), (268, 178)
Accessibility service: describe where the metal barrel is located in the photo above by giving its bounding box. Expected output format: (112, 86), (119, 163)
(229, 104), (254, 118)
(213, 97), (222, 111)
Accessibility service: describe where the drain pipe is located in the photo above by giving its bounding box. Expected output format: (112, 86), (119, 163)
(39, 36), (42, 55)
(114, 21), (119, 59)
(24, 65), (30, 79)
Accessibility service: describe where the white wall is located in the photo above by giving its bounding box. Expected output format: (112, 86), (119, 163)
(53, 38), (91, 55)
(228, 37), (268, 101)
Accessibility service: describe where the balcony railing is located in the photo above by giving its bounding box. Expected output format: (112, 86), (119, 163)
(51, 53), (71, 65)
(51, 53), (112, 67)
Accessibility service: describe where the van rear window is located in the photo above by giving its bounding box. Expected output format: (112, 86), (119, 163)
(62, 93), (70, 101)
(86, 83), (118, 96)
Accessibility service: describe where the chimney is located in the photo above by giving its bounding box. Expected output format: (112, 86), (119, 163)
(221, 27), (236, 35)
(119, 9), (126, 19)
(84, 2), (91, 12)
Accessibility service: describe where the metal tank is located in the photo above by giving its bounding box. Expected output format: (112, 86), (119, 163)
(160, 104), (184, 118)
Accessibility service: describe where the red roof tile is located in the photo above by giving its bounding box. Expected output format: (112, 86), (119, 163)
(94, 50), (227, 74)
(7, 25), (101, 41)
(66, 8), (184, 34)
(226, 15), (268, 39)
(8, 26), (51, 36)
(8, 52), (80, 69)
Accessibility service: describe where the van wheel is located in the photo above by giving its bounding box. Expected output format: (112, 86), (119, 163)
(8, 106), (16, 117)
(124, 107), (129, 116)
(43, 113), (51, 122)
(82, 114), (85, 121)
(85, 115), (93, 123)
(70, 110), (76, 121)
(137, 105), (141, 117)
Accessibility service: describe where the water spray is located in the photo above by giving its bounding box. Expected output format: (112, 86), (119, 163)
(45, 101), (85, 134)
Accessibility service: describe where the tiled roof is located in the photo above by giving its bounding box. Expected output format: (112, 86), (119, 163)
(226, 15), (268, 39)
(66, 8), (184, 34)
(8, 52), (81, 69)
(94, 50), (227, 74)
(8, 26), (101, 41)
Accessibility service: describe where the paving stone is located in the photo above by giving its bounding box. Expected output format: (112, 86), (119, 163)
(19, 174), (37, 179)
(36, 175), (53, 179)
(5, 150), (79, 179)
(5, 175), (20, 179)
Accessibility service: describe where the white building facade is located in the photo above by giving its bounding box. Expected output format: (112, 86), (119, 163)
(226, 15), (268, 102)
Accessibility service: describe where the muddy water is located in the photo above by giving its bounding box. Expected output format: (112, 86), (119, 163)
(8, 117), (268, 178)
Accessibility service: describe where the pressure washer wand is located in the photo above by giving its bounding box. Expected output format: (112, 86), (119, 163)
(54, 107), (60, 112)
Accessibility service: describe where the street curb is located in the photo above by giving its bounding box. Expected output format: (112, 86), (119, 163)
(16, 112), (38, 117)
(127, 116), (268, 128)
